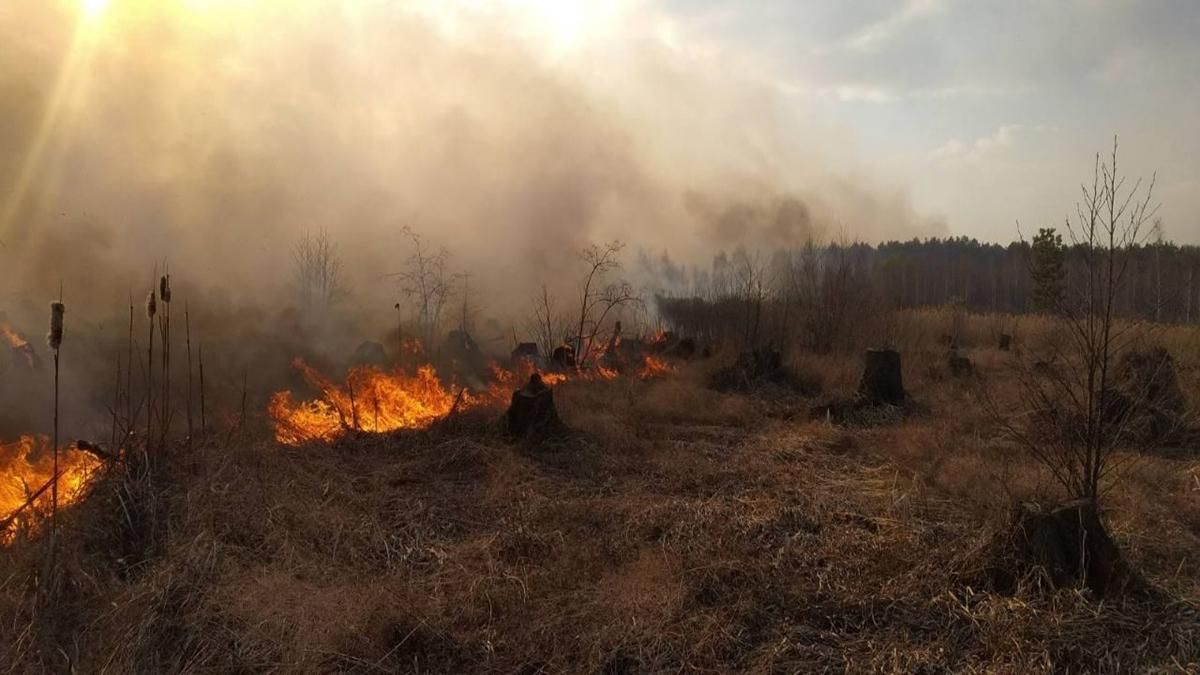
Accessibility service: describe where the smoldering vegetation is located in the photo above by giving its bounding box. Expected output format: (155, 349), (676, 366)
(1, 3), (1200, 673)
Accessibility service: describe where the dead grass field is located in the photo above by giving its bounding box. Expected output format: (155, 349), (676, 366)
(2, 312), (1199, 673)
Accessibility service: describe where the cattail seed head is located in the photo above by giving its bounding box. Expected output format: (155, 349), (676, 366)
(159, 274), (172, 303)
(47, 302), (65, 350)
(146, 290), (157, 319)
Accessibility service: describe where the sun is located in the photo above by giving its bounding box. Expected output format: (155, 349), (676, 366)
(517, 0), (590, 51)
(80, 0), (111, 21)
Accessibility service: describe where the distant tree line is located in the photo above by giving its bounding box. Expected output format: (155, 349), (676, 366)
(648, 233), (1200, 351)
(871, 234), (1200, 323)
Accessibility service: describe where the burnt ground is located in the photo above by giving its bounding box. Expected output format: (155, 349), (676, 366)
(2, 364), (1199, 673)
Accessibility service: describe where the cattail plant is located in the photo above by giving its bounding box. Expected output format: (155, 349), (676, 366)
(198, 343), (207, 435)
(46, 301), (64, 544)
(110, 350), (121, 450)
(185, 302), (193, 450)
(395, 302), (403, 362)
(126, 299), (133, 439)
(159, 274), (172, 448)
(145, 289), (157, 449)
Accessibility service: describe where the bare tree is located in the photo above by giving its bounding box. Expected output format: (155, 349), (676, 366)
(293, 229), (342, 309)
(390, 226), (454, 347)
(776, 238), (864, 353)
(528, 283), (569, 358)
(573, 241), (641, 368)
(999, 139), (1164, 503)
(731, 247), (770, 347)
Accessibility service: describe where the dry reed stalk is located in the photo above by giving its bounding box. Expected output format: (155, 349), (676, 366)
(240, 371), (248, 434)
(159, 274), (171, 449)
(146, 290), (157, 450)
(111, 350), (121, 450)
(47, 300), (64, 559)
(126, 299), (134, 431)
(185, 302), (193, 450)
(198, 343), (206, 435)
(395, 302), (403, 362)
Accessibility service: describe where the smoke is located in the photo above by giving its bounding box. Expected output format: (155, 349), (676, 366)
(1, 1), (940, 309)
(0, 0), (942, 437)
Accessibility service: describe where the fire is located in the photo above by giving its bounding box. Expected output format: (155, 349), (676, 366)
(638, 354), (675, 379)
(270, 359), (477, 445)
(397, 338), (424, 355)
(269, 345), (678, 446)
(0, 324), (27, 349)
(1, 435), (102, 542)
(0, 323), (36, 369)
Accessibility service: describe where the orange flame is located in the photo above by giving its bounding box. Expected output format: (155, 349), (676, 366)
(0, 324), (27, 349)
(0, 323), (36, 369)
(270, 359), (477, 445)
(269, 344), (677, 445)
(1, 435), (102, 542)
(638, 355), (675, 379)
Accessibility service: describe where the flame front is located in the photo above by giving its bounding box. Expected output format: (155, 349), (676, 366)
(638, 354), (675, 379)
(0, 323), (36, 369)
(270, 359), (475, 445)
(1, 435), (102, 541)
(0, 324), (28, 349)
(270, 346), (677, 446)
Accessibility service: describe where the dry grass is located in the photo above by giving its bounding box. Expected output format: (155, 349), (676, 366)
(2, 310), (1199, 673)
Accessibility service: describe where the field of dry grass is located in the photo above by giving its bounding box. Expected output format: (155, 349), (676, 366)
(2, 311), (1199, 673)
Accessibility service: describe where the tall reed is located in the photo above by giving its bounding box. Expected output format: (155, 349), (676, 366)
(126, 298), (133, 432)
(46, 301), (64, 550)
(185, 302), (193, 449)
(198, 343), (207, 435)
(145, 290), (157, 449)
(159, 274), (172, 448)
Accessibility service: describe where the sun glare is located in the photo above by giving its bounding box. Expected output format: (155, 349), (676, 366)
(80, 0), (111, 20)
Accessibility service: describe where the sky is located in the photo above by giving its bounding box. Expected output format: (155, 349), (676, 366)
(643, 0), (1200, 244)
(1, 0), (1197, 306)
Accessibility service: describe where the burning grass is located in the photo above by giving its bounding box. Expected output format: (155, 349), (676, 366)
(2, 370), (1197, 672)
(0, 435), (102, 542)
(0, 311), (1197, 672)
(269, 352), (676, 446)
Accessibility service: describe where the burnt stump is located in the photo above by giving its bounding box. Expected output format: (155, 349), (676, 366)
(859, 349), (905, 405)
(998, 333), (1012, 351)
(988, 499), (1139, 597)
(506, 374), (563, 438)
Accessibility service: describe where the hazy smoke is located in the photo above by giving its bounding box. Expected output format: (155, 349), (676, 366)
(1, 1), (941, 315)
(0, 0), (944, 437)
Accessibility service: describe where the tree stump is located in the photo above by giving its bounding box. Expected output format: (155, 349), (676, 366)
(1116, 347), (1187, 442)
(511, 342), (540, 364)
(665, 337), (697, 359)
(998, 333), (1012, 351)
(505, 374), (562, 438)
(551, 345), (576, 369)
(859, 349), (904, 405)
(351, 341), (389, 368)
(948, 351), (973, 377)
(990, 499), (1137, 597)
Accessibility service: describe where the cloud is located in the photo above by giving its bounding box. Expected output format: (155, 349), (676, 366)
(929, 124), (1054, 164)
(841, 0), (942, 53)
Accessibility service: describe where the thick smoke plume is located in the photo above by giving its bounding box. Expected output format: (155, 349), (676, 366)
(0, 0), (941, 438)
(1, 1), (939, 312)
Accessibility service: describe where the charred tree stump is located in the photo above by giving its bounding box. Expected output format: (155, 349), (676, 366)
(551, 345), (576, 369)
(859, 349), (904, 405)
(998, 333), (1012, 351)
(506, 374), (562, 438)
(990, 499), (1139, 597)
(947, 351), (974, 377)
